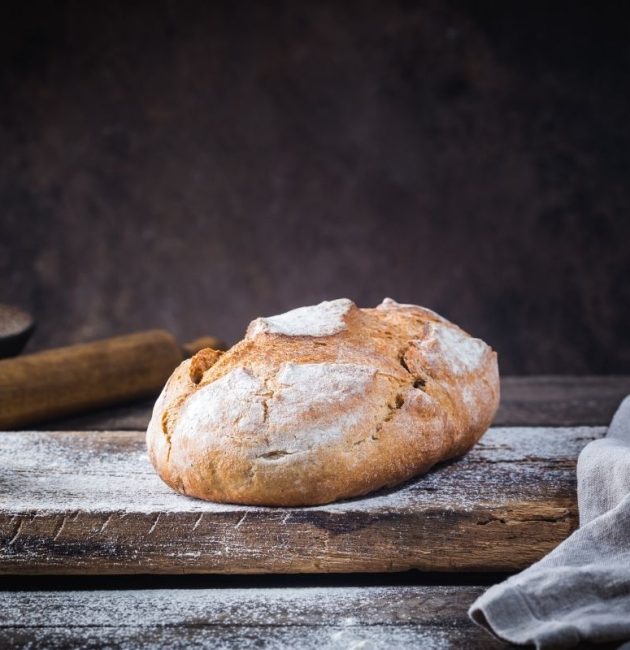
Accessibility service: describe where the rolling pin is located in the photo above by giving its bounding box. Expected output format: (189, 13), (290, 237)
(0, 330), (224, 429)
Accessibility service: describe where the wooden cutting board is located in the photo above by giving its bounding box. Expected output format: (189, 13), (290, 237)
(0, 423), (603, 574)
(4, 376), (630, 575)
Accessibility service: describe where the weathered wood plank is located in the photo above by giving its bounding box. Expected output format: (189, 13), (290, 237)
(498, 375), (630, 426)
(0, 627), (507, 650)
(0, 426), (603, 574)
(43, 375), (630, 431)
(0, 585), (483, 626)
(0, 586), (507, 649)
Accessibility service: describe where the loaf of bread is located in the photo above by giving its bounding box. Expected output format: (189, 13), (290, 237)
(147, 298), (499, 506)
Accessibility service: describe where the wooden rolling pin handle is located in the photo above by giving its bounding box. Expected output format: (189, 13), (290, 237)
(0, 330), (225, 430)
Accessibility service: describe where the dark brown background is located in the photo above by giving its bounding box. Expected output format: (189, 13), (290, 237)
(1, 1), (629, 374)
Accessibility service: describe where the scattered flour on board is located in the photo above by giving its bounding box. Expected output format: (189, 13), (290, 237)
(0, 586), (480, 650)
(6, 625), (457, 650)
(0, 427), (604, 514)
(246, 298), (354, 337)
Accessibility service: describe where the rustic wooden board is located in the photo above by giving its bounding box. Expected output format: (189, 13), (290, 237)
(45, 375), (630, 431)
(0, 425), (603, 575)
(499, 375), (630, 426)
(0, 586), (507, 649)
(1, 584), (617, 650)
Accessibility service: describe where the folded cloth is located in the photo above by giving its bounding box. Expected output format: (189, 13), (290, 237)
(469, 396), (630, 649)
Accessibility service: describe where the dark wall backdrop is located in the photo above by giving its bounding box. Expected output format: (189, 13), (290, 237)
(1, 1), (629, 374)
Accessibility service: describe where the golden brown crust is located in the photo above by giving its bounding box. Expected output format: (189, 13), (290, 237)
(147, 298), (500, 506)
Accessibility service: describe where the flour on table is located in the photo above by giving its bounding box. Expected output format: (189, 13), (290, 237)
(1, 426), (604, 514)
(0, 585), (484, 650)
(247, 298), (354, 337)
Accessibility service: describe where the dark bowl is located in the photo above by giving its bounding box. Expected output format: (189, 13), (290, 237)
(0, 304), (35, 358)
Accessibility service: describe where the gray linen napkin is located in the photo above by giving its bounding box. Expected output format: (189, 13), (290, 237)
(469, 395), (630, 649)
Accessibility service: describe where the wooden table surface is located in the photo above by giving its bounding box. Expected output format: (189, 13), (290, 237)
(2, 375), (629, 649)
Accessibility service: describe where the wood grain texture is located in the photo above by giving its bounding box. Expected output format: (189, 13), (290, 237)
(1, 585), (618, 649)
(44, 375), (630, 432)
(0, 426), (603, 575)
(498, 376), (630, 426)
(1, 626), (505, 650)
(0, 586), (506, 649)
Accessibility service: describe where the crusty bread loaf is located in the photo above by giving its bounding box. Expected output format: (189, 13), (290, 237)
(147, 298), (499, 506)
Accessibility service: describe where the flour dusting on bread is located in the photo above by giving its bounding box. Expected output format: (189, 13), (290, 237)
(178, 367), (266, 438)
(268, 362), (387, 451)
(246, 298), (353, 337)
(175, 362), (388, 459)
(416, 322), (488, 376)
(377, 297), (450, 323)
